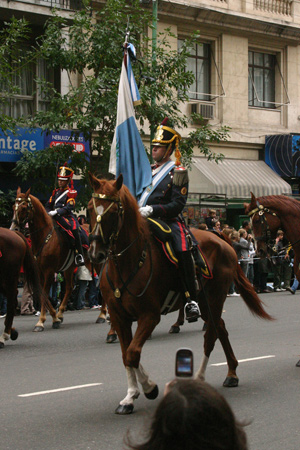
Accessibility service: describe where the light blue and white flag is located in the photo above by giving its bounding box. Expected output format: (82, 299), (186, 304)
(109, 46), (152, 198)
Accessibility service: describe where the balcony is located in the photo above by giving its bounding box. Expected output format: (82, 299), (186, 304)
(7, 0), (83, 11)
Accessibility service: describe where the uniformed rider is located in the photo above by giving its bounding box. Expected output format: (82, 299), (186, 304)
(138, 119), (201, 322)
(45, 165), (85, 267)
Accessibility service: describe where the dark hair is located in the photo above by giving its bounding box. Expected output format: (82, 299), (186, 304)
(242, 220), (249, 228)
(125, 379), (248, 450)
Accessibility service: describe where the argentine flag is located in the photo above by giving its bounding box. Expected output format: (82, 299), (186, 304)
(109, 45), (152, 198)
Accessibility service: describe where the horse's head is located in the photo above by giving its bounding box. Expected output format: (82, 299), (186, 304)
(87, 173), (124, 264)
(244, 192), (281, 257)
(10, 187), (34, 233)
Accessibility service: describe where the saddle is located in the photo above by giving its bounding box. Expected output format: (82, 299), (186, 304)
(54, 221), (89, 250)
(147, 218), (212, 278)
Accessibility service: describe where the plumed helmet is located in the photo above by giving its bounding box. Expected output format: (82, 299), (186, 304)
(57, 164), (74, 181)
(152, 118), (182, 166)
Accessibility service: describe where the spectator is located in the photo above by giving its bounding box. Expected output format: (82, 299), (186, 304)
(272, 230), (292, 292)
(205, 209), (217, 230)
(212, 218), (221, 233)
(74, 265), (92, 310)
(125, 379), (248, 450)
(198, 222), (208, 231)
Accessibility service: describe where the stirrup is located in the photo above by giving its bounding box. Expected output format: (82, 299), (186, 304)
(184, 300), (200, 323)
(75, 254), (85, 266)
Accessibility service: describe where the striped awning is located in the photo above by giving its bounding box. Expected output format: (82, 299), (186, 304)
(189, 158), (292, 199)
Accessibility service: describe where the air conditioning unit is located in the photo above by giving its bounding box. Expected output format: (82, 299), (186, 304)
(190, 102), (215, 120)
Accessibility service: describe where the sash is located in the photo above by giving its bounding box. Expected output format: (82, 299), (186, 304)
(54, 189), (69, 206)
(138, 161), (175, 207)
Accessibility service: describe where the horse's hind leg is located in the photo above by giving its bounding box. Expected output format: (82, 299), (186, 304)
(0, 286), (17, 348)
(169, 306), (184, 334)
(218, 318), (239, 387)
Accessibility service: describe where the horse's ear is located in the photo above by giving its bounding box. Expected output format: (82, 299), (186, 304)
(16, 187), (21, 196)
(250, 192), (256, 203)
(115, 174), (123, 192)
(88, 172), (101, 191)
(25, 188), (31, 198)
(244, 202), (249, 213)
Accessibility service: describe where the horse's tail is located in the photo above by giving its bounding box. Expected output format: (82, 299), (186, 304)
(17, 233), (42, 311)
(234, 263), (274, 321)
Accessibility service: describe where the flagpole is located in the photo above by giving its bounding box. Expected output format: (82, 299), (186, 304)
(150, 0), (157, 161)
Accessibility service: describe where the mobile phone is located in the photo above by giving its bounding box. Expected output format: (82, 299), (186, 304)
(175, 348), (193, 378)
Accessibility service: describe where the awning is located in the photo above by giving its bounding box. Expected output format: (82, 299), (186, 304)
(189, 158), (292, 199)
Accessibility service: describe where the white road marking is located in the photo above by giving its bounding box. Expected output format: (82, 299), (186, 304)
(210, 355), (275, 367)
(18, 383), (102, 398)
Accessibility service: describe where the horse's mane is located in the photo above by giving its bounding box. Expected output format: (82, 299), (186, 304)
(256, 195), (300, 217)
(28, 193), (52, 225)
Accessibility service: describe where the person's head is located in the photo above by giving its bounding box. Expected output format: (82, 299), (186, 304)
(199, 223), (208, 230)
(213, 219), (221, 229)
(231, 230), (239, 242)
(152, 118), (181, 165)
(239, 228), (247, 239)
(277, 230), (284, 239)
(242, 220), (250, 231)
(126, 379), (248, 450)
(57, 165), (74, 189)
(209, 209), (217, 218)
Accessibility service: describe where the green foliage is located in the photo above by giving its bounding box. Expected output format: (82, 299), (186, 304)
(0, 189), (16, 227)
(3, 0), (230, 203)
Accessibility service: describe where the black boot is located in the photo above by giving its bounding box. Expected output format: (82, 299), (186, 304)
(177, 251), (200, 323)
(73, 229), (85, 266)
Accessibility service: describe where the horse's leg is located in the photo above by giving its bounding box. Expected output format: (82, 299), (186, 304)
(169, 305), (184, 334)
(135, 363), (159, 398)
(217, 318), (239, 387)
(0, 284), (18, 348)
(106, 325), (118, 343)
(57, 267), (74, 324)
(33, 272), (60, 332)
(96, 297), (107, 324)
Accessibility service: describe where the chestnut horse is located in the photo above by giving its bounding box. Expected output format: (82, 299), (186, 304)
(10, 188), (93, 331)
(88, 173), (273, 414)
(245, 192), (300, 366)
(0, 227), (41, 347)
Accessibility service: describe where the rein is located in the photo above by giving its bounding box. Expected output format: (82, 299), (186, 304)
(89, 193), (124, 246)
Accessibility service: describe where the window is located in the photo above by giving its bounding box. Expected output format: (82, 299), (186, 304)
(0, 47), (57, 118)
(248, 51), (275, 109)
(178, 40), (211, 101)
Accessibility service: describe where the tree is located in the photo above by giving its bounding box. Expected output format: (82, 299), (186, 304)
(11, 0), (229, 207)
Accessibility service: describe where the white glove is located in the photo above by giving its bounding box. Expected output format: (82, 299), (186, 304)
(139, 206), (153, 218)
(48, 210), (58, 217)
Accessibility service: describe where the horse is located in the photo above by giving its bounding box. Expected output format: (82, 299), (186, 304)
(244, 192), (300, 366)
(87, 173), (273, 414)
(10, 187), (93, 331)
(0, 227), (41, 347)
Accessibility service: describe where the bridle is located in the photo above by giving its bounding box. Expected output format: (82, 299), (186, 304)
(247, 200), (279, 253)
(11, 196), (34, 231)
(89, 193), (124, 247)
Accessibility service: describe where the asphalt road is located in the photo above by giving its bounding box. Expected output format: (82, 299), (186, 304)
(1, 290), (300, 450)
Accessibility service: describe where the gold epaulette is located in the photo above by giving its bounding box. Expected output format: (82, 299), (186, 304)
(173, 166), (189, 186)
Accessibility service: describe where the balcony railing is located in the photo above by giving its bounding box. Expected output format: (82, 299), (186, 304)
(253, 0), (292, 16)
(12, 0), (83, 11)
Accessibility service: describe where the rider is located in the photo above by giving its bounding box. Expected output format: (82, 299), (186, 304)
(138, 118), (201, 323)
(45, 164), (85, 267)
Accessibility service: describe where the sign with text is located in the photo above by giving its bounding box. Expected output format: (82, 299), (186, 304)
(0, 128), (90, 162)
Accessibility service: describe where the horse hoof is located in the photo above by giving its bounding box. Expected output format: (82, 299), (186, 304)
(223, 377), (239, 387)
(115, 404), (134, 415)
(296, 360), (300, 367)
(10, 329), (18, 341)
(106, 334), (117, 344)
(0, 342), (4, 349)
(169, 325), (180, 334)
(144, 385), (159, 400)
(57, 317), (64, 323)
(96, 317), (106, 324)
(33, 326), (44, 332)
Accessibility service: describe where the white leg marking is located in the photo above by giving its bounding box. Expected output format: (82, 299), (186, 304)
(119, 367), (140, 406)
(0, 332), (10, 345)
(195, 355), (209, 381)
(135, 363), (156, 394)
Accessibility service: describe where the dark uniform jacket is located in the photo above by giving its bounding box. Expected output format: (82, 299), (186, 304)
(143, 164), (189, 252)
(45, 188), (78, 231)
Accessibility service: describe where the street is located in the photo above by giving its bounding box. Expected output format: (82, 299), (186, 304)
(1, 290), (300, 450)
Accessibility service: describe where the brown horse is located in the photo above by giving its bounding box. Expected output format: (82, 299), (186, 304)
(10, 187), (91, 331)
(0, 227), (41, 347)
(245, 192), (300, 366)
(88, 173), (273, 414)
